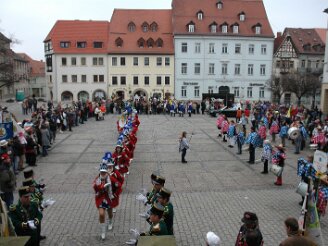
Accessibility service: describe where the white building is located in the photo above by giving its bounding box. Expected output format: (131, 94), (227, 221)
(172, 0), (274, 102)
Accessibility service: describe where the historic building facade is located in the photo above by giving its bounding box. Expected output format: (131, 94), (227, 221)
(321, 29), (328, 114)
(172, 0), (274, 101)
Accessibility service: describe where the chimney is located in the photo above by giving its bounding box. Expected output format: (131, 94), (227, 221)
(277, 32), (282, 37)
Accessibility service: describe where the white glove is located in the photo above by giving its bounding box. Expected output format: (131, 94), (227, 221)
(41, 198), (56, 208)
(139, 188), (147, 196)
(136, 193), (147, 203)
(109, 194), (115, 200)
(146, 204), (152, 211)
(104, 183), (111, 188)
(139, 212), (150, 219)
(28, 220), (37, 230)
(129, 228), (140, 238)
(125, 239), (137, 245)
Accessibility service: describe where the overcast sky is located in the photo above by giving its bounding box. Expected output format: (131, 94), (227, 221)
(0, 0), (327, 61)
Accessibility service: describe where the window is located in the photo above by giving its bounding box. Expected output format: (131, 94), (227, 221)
(194, 63), (201, 74)
(222, 43), (228, 54)
(247, 87), (252, 98)
(217, 1), (223, 9)
(261, 45), (267, 55)
(197, 12), (203, 20)
(188, 24), (195, 33)
(248, 64), (254, 75)
(255, 26), (261, 34)
(209, 63), (215, 74)
(98, 75), (104, 83)
(120, 57), (125, 66)
(112, 76), (118, 85)
(115, 38), (123, 47)
(157, 57), (162, 66)
(222, 63), (228, 75)
(209, 43), (215, 53)
(62, 75), (67, 83)
(60, 42), (70, 48)
(93, 75), (98, 82)
(93, 57), (97, 65)
(234, 87), (240, 97)
(249, 44), (254, 54)
(46, 55), (52, 72)
(235, 44), (241, 54)
(62, 57), (67, 66)
(195, 43), (201, 53)
(307, 60), (312, 68)
(144, 76), (149, 85)
(210, 24), (217, 33)
(99, 58), (104, 66)
(301, 60), (306, 68)
(77, 41), (86, 48)
(81, 57), (86, 66)
(222, 25), (228, 33)
(233, 25), (239, 34)
(165, 57), (170, 66)
(194, 86), (200, 97)
(316, 60), (320, 69)
(208, 86), (213, 94)
(138, 38), (145, 48)
(120, 76), (126, 85)
(157, 76), (162, 85)
(142, 23), (148, 32)
(147, 38), (154, 48)
(133, 76), (138, 85)
(181, 63), (187, 74)
(144, 57), (149, 66)
(71, 75), (77, 83)
(93, 42), (103, 48)
(259, 87), (264, 98)
(156, 38), (163, 47)
(112, 57), (117, 66)
(276, 60), (280, 68)
(289, 61), (294, 69)
(260, 65), (266, 75)
(181, 86), (187, 97)
(235, 64), (240, 75)
(165, 76), (170, 85)
(71, 57), (76, 66)
(150, 22), (158, 32)
(81, 75), (86, 83)
(128, 22), (136, 32)
(133, 57), (138, 66)
(181, 43), (188, 53)
(240, 14), (245, 21)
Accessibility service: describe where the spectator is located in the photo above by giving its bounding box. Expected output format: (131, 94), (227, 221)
(40, 124), (50, 157)
(0, 156), (16, 208)
(206, 231), (221, 246)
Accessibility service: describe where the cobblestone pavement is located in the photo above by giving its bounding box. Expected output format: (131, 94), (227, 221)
(5, 101), (327, 245)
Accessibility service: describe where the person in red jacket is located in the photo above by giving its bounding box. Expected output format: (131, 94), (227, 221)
(112, 143), (130, 175)
(93, 163), (114, 240)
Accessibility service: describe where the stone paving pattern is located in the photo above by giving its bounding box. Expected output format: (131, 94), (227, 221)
(6, 102), (327, 245)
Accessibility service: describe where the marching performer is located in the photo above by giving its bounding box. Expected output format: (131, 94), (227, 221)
(236, 125), (245, 155)
(170, 102), (176, 117)
(221, 116), (229, 142)
(93, 163), (114, 240)
(261, 140), (272, 174)
(112, 142), (130, 176)
(311, 127), (325, 150)
(179, 131), (190, 163)
(245, 127), (261, 164)
(227, 120), (237, 148)
(187, 102), (193, 117)
(140, 203), (168, 236)
(216, 113), (224, 137)
(157, 188), (174, 235)
(178, 103), (185, 117)
(279, 122), (289, 147)
(272, 144), (286, 186)
(258, 120), (267, 147)
(235, 212), (263, 246)
(269, 118), (279, 143)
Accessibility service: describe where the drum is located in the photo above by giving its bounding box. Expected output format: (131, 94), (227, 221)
(270, 164), (282, 176)
(288, 127), (300, 140)
(309, 144), (318, 150)
(296, 181), (308, 197)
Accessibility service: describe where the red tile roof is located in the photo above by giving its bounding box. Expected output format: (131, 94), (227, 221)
(18, 53), (45, 77)
(315, 28), (327, 44)
(274, 28), (326, 55)
(108, 9), (174, 54)
(44, 20), (110, 54)
(172, 0), (274, 37)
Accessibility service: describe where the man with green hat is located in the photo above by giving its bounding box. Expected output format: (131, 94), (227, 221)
(157, 187), (174, 235)
(23, 178), (43, 207)
(140, 203), (168, 236)
(9, 186), (43, 246)
(147, 175), (165, 205)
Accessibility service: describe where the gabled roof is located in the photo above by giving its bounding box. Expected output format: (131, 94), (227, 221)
(0, 32), (11, 43)
(44, 20), (110, 54)
(108, 9), (174, 54)
(18, 53), (45, 77)
(275, 28), (326, 55)
(315, 28), (327, 44)
(171, 0), (274, 37)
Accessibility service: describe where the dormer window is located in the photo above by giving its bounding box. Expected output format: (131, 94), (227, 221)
(187, 21), (195, 33)
(156, 38), (163, 48)
(197, 10), (204, 20)
(209, 22), (217, 33)
(150, 22), (158, 32)
(115, 37), (123, 47)
(221, 22), (228, 33)
(253, 23), (262, 34)
(77, 41), (86, 48)
(147, 38), (154, 48)
(217, 1), (223, 9)
(138, 38), (145, 48)
(60, 41), (70, 48)
(239, 12), (245, 21)
(231, 23), (239, 34)
(128, 22), (136, 32)
(142, 22), (149, 32)
(303, 43), (311, 51)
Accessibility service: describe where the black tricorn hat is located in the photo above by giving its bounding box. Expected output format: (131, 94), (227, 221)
(150, 203), (164, 216)
(153, 175), (165, 185)
(23, 168), (34, 179)
(18, 186), (30, 197)
(241, 212), (258, 224)
(22, 178), (35, 187)
(157, 187), (172, 199)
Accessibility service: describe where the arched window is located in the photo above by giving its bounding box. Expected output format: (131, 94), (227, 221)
(209, 22), (217, 33)
(115, 37), (123, 47)
(197, 10), (204, 20)
(147, 38), (154, 48)
(150, 22), (158, 32)
(142, 22), (149, 32)
(187, 21), (195, 33)
(220, 22), (228, 33)
(252, 23), (262, 34)
(231, 23), (239, 34)
(128, 22), (136, 32)
(216, 1), (223, 9)
(238, 11), (246, 21)
(156, 38), (163, 47)
(137, 38), (145, 48)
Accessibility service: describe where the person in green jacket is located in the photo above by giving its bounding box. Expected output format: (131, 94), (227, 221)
(157, 187), (174, 235)
(9, 186), (43, 246)
(141, 203), (168, 236)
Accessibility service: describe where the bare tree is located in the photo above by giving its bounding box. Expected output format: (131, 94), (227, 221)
(266, 74), (289, 104)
